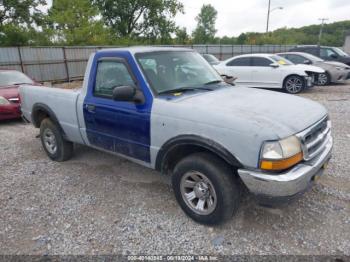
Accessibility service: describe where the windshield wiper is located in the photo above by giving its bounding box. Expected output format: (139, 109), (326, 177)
(204, 80), (223, 85)
(158, 87), (213, 95)
(13, 82), (33, 85)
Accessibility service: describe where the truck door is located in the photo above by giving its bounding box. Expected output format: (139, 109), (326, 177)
(83, 52), (153, 163)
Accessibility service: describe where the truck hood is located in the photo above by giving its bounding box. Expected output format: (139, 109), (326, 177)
(291, 64), (325, 73)
(0, 86), (19, 99)
(168, 86), (327, 139)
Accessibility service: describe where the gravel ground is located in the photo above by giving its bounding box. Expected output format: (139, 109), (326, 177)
(0, 84), (349, 256)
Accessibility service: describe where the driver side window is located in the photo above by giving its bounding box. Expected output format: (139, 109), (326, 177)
(94, 60), (135, 98)
(320, 48), (336, 59)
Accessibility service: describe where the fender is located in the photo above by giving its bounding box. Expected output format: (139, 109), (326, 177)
(32, 103), (66, 136)
(155, 134), (243, 173)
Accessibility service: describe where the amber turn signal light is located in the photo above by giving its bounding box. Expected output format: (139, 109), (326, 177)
(260, 152), (303, 171)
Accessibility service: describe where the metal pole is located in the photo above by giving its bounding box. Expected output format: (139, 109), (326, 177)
(18, 46), (24, 73)
(318, 18), (328, 46)
(266, 0), (271, 33)
(62, 47), (70, 82)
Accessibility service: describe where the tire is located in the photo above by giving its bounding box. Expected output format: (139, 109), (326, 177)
(172, 152), (241, 225)
(317, 72), (331, 86)
(283, 75), (305, 94)
(40, 118), (73, 161)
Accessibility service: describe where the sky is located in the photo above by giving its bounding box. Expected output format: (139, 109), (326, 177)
(44, 0), (350, 37)
(176, 0), (350, 36)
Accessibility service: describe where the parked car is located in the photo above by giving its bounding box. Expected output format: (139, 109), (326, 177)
(278, 52), (350, 85)
(0, 69), (37, 121)
(20, 47), (332, 225)
(213, 54), (324, 94)
(289, 45), (350, 66)
(202, 54), (220, 65)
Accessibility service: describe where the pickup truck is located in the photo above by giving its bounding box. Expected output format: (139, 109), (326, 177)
(20, 47), (333, 225)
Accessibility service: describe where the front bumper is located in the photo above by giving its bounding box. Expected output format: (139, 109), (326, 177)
(332, 70), (350, 83)
(238, 136), (333, 203)
(0, 104), (21, 120)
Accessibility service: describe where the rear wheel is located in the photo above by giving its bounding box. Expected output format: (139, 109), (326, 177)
(172, 152), (241, 225)
(40, 118), (73, 161)
(317, 72), (330, 86)
(284, 75), (305, 94)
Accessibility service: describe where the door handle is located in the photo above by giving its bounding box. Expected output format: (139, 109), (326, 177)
(85, 104), (96, 113)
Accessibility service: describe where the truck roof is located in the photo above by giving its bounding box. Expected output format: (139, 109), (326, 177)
(97, 46), (193, 55)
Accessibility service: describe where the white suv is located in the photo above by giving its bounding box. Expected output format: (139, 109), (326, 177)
(214, 54), (324, 94)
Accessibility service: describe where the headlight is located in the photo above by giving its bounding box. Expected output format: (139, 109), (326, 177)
(336, 67), (345, 70)
(0, 96), (10, 105)
(260, 136), (303, 171)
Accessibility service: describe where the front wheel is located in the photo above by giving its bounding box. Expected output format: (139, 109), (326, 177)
(317, 72), (330, 86)
(172, 152), (241, 225)
(284, 75), (305, 94)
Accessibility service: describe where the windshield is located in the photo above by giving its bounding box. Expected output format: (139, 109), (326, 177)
(0, 71), (33, 87)
(269, 55), (293, 65)
(333, 47), (349, 57)
(136, 51), (223, 94)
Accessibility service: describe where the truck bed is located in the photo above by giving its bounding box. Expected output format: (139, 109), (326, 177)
(19, 85), (84, 144)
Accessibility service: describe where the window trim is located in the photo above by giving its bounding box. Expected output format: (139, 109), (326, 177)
(93, 57), (139, 100)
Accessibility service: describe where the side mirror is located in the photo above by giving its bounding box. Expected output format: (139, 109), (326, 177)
(270, 62), (279, 68)
(330, 53), (338, 59)
(221, 74), (236, 84)
(112, 85), (145, 104)
(303, 60), (312, 65)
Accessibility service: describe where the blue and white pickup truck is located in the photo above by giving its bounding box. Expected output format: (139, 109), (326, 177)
(20, 47), (333, 225)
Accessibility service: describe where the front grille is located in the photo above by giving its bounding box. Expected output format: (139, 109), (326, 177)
(297, 116), (331, 161)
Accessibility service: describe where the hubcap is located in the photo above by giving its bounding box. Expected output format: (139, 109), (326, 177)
(286, 77), (303, 93)
(43, 128), (57, 154)
(180, 171), (217, 215)
(318, 73), (328, 85)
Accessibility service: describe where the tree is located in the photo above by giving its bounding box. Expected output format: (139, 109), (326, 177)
(93, 0), (184, 40)
(46, 0), (109, 45)
(175, 27), (189, 44)
(192, 4), (217, 44)
(0, 0), (46, 27)
(0, 0), (48, 46)
(236, 33), (247, 44)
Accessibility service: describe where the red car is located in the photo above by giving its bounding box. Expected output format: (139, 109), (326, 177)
(0, 70), (38, 121)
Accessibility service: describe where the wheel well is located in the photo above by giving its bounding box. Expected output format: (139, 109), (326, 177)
(32, 108), (49, 128)
(156, 140), (242, 175)
(31, 104), (65, 136)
